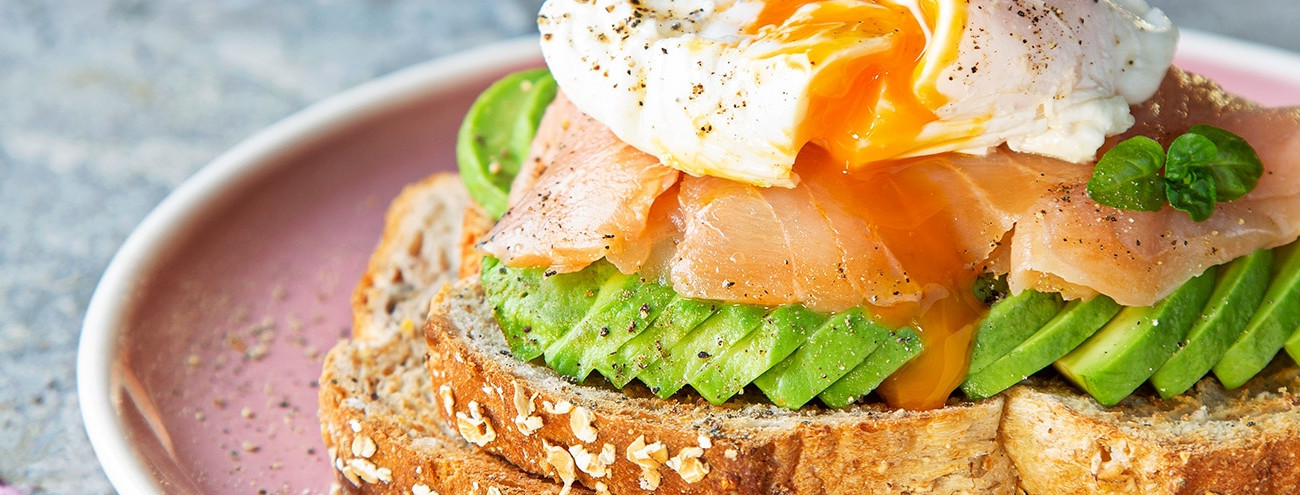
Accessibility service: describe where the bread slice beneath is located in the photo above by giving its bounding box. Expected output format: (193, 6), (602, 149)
(425, 281), (1019, 495)
(319, 174), (589, 494)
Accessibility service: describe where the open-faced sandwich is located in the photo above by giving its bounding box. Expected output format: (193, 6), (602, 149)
(319, 1), (1300, 494)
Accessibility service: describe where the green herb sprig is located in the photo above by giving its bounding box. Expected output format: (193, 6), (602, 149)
(1085, 125), (1262, 221)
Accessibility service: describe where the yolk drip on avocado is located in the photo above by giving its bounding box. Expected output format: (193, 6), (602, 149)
(752, 0), (980, 410)
(798, 147), (987, 411)
(747, 0), (967, 171)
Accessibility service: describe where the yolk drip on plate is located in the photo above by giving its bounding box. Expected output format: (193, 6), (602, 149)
(798, 147), (985, 410)
(750, 0), (969, 171)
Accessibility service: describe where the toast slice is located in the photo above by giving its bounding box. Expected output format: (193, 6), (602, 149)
(425, 282), (1018, 494)
(319, 174), (590, 494)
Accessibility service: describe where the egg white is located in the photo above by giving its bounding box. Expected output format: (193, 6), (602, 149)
(538, 0), (1178, 187)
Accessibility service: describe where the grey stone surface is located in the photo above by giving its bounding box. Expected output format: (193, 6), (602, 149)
(1150, 0), (1300, 53)
(0, 1), (1295, 494)
(0, 1), (543, 493)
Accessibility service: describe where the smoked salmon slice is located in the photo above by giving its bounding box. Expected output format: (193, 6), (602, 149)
(481, 69), (1300, 311)
(480, 93), (679, 274)
(1009, 69), (1300, 305)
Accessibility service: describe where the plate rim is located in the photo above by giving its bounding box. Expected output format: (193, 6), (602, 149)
(76, 36), (542, 494)
(1177, 29), (1300, 88)
(76, 29), (1300, 493)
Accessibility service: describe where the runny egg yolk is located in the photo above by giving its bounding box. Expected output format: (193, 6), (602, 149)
(753, 2), (1001, 409)
(799, 146), (985, 410)
(747, 0), (968, 171)
(746, 1), (991, 409)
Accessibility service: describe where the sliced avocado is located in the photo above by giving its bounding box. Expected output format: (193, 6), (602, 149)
(1215, 241), (1300, 389)
(690, 305), (827, 404)
(574, 279), (681, 380)
(818, 327), (923, 408)
(482, 256), (615, 360)
(594, 296), (718, 388)
(1055, 268), (1216, 406)
(966, 289), (1066, 377)
(638, 304), (766, 398)
(1151, 250), (1273, 397)
(456, 68), (556, 218)
(961, 295), (1121, 400)
(971, 272), (1011, 306)
(753, 308), (893, 409)
(543, 272), (677, 379)
(509, 74), (557, 170)
(1282, 315), (1300, 365)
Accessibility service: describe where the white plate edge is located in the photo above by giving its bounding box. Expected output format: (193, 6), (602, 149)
(1179, 29), (1300, 88)
(77, 36), (542, 494)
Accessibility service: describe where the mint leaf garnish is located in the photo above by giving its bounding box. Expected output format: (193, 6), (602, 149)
(1187, 124), (1262, 202)
(1085, 136), (1166, 212)
(1166, 170), (1216, 221)
(1164, 132), (1218, 180)
(1165, 133), (1219, 221)
(1086, 125), (1263, 221)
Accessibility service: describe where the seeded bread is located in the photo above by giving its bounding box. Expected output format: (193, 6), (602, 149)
(319, 174), (590, 494)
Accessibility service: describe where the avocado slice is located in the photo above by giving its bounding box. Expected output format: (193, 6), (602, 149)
(482, 256), (615, 360)
(753, 308), (894, 409)
(1282, 314), (1300, 366)
(1151, 250), (1273, 397)
(1215, 241), (1300, 389)
(961, 295), (1121, 400)
(1055, 268), (1216, 406)
(574, 281), (683, 381)
(966, 289), (1066, 377)
(543, 272), (677, 379)
(456, 68), (556, 218)
(594, 296), (718, 388)
(690, 305), (827, 404)
(818, 327), (923, 408)
(638, 304), (766, 398)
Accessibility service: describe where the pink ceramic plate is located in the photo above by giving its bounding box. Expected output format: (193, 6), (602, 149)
(79, 32), (1300, 494)
(78, 37), (542, 494)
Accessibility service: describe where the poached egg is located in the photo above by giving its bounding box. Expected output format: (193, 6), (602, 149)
(537, 0), (1178, 187)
